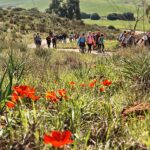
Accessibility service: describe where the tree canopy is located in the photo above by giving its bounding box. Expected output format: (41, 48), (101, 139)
(46, 0), (81, 20)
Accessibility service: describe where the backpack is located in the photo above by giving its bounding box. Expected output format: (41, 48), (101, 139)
(87, 36), (93, 44)
(118, 33), (123, 41)
(98, 37), (104, 44)
(35, 36), (41, 44)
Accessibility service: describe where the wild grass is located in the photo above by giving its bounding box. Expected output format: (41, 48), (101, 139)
(84, 19), (150, 31)
(0, 41), (150, 149)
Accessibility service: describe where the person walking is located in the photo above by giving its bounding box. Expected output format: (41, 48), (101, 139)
(46, 34), (51, 48)
(78, 33), (86, 53)
(98, 33), (105, 53)
(87, 31), (94, 53)
(52, 34), (57, 49)
(34, 33), (42, 48)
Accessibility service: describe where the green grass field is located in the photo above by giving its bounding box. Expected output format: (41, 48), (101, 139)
(84, 19), (150, 31)
(0, 0), (150, 30)
(1, 0), (150, 14)
(0, 31), (150, 149)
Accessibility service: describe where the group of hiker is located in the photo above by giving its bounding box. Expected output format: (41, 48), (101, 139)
(118, 31), (150, 48)
(34, 32), (79, 49)
(34, 32), (57, 48)
(33, 30), (150, 53)
(77, 31), (105, 53)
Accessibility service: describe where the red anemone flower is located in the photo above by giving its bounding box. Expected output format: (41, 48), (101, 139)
(69, 82), (76, 85)
(11, 92), (21, 102)
(6, 101), (15, 108)
(46, 92), (59, 103)
(30, 95), (40, 101)
(58, 89), (67, 97)
(44, 131), (74, 148)
(80, 83), (86, 87)
(100, 87), (105, 92)
(13, 85), (29, 96)
(102, 80), (112, 86)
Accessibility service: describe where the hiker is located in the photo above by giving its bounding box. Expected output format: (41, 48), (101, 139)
(121, 32), (129, 48)
(87, 31), (94, 53)
(140, 33), (148, 47)
(62, 33), (67, 44)
(52, 34), (57, 49)
(34, 33), (42, 48)
(46, 34), (51, 48)
(127, 32), (136, 47)
(98, 33), (105, 53)
(95, 32), (101, 49)
(118, 31), (126, 42)
(78, 33), (86, 53)
(69, 32), (74, 42)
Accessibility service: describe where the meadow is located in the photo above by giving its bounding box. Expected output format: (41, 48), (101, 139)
(0, 31), (150, 149)
(84, 19), (150, 31)
(0, 0), (150, 31)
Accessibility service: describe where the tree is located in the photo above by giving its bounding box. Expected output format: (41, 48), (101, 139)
(74, 0), (81, 20)
(66, 0), (81, 20)
(47, 0), (62, 14)
(46, 0), (81, 20)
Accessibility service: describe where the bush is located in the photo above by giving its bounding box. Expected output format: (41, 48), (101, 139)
(90, 13), (101, 20)
(12, 8), (26, 11)
(107, 12), (135, 21)
(108, 25), (116, 30)
(123, 55), (150, 93)
(81, 12), (91, 19)
(123, 12), (135, 21)
(107, 13), (119, 20)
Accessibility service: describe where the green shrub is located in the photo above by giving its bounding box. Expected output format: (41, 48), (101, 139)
(123, 54), (150, 93)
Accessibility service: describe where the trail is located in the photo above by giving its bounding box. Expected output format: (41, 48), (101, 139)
(28, 40), (113, 56)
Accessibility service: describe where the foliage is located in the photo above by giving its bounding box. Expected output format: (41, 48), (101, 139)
(47, 0), (81, 20)
(107, 12), (135, 21)
(90, 13), (101, 20)
(0, 42), (150, 149)
(81, 12), (91, 19)
(123, 54), (150, 94)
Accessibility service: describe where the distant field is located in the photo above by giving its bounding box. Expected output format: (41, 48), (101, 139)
(84, 19), (150, 31)
(1, 0), (150, 14)
(0, 0), (50, 10)
(0, 0), (150, 30)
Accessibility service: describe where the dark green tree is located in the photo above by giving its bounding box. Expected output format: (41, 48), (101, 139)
(46, 0), (81, 20)
(47, 0), (61, 14)
(74, 0), (81, 20)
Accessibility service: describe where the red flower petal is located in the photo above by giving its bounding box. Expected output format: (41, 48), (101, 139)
(44, 131), (73, 148)
(6, 101), (15, 108)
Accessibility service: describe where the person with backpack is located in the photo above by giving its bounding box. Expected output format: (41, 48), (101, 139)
(77, 33), (86, 53)
(69, 32), (74, 42)
(127, 32), (136, 47)
(98, 33), (105, 53)
(46, 34), (51, 48)
(62, 33), (67, 44)
(118, 31), (126, 42)
(121, 32), (129, 48)
(87, 31), (94, 53)
(34, 33), (42, 48)
(52, 34), (57, 49)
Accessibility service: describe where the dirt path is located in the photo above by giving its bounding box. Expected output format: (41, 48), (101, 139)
(28, 40), (113, 56)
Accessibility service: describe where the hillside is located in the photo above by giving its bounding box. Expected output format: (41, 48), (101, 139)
(0, 0), (149, 30)
(0, 0), (150, 15)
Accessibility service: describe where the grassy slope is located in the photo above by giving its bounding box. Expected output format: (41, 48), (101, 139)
(0, 0), (150, 14)
(0, 0), (150, 30)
